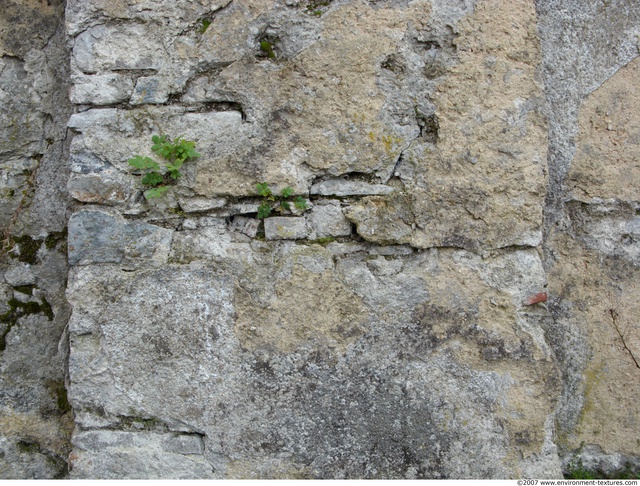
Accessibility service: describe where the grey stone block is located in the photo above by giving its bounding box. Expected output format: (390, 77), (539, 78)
(264, 217), (307, 240)
(309, 203), (352, 238)
(70, 74), (134, 105)
(4, 263), (36, 287)
(162, 434), (204, 455)
(68, 209), (172, 266)
(310, 179), (395, 197)
(67, 171), (133, 205)
(178, 196), (227, 213)
(229, 216), (260, 238)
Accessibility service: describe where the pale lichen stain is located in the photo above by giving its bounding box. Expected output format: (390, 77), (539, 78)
(233, 266), (369, 354)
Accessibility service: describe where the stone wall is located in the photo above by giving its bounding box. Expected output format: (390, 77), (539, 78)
(1, 0), (639, 479)
(0, 0), (74, 478)
(538, 0), (640, 475)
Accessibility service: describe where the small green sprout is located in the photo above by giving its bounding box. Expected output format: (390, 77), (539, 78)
(294, 196), (308, 210)
(255, 183), (309, 218)
(128, 135), (200, 200)
(256, 182), (273, 198)
(257, 203), (273, 219)
(144, 187), (169, 199)
(199, 18), (211, 34)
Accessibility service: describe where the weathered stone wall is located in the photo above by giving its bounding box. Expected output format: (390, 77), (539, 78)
(538, 0), (640, 475)
(1, 0), (639, 479)
(0, 0), (74, 478)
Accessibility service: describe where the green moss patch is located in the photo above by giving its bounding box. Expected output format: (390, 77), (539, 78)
(10, 235), (43, 264)
(46, 380), (71, 414)
(44, 227), (67, 250)
(199, 18), (211, 34)
(16, 440), (40, 454)
(13, 284), (36, 295)
(0, 296), (54, 351)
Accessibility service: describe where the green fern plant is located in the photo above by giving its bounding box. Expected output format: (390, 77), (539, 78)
(128, 135), (200, 200)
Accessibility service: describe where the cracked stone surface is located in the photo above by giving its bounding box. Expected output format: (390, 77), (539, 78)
(60, 0), (564, 479)
(2, 0), (640, 479)
(1, 0), (74, 479)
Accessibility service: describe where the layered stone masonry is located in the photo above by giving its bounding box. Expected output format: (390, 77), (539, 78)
(3, 0), (639, 480)
(60, 0), (569, 479)
(56, 0), (640, 479)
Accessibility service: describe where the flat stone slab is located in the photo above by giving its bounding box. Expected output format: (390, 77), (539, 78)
(264, 216), (307, 240)
(71, 430), (212, 479)
(310, 179), (395, 197)
(178, 196), (227, 213)
(70, 73), (134, 105)
(67, 170), (133, 205)
(68, 209), (172, 266)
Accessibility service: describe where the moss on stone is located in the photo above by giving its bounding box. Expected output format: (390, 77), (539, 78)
(16, 440), (40, 454)
(199, 18), (211, 34)
(46, 380), (71, 414)
(13, 284), (35, 295)
(0, 295), (54, 351)
(44, 227), (67, 250)
(260, 40), (276, 59)
(40, 296), (54, 321)
(120, 415), (161, 430)
(303, 236), (335, 246)
(10, 235), (43, 264)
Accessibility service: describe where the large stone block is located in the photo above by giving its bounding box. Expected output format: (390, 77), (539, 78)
(66, 243), (561, 478)
(68, 210), (172, 266)
(73, 24), (166, 73)
(70, 74), (134, 105)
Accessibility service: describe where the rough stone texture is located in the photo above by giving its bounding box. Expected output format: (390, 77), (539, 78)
(308, 202), (353, 239)
(178, 196), (227, 213)
(310, 179), (396, 197)
(0, 0), (74, 479)
(344, 0), (547, 252)
(536, 0), (640, 477)
(70, 73), (135, 106)
(264, 216), (308, 240)
(66, 247), (560, 479)
(568, 56), (640, 204)
(58, 0), (640, 479)
(229, 216), (260, 238)
(67, 170), (134, 205)
(57, 0), (568, 478)
(70, 430), (213, 479)
(68, 209), (173, 267)
(547, 233), (640, 458)
(544, 66), (640, 473)
(1, 0), (640, 479)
